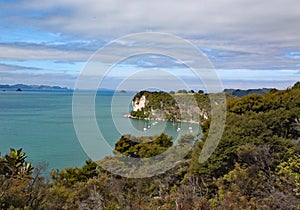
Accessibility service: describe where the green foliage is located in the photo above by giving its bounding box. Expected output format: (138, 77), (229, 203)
(131, 90), (210, 122)
(177, 89), (188, 94)
(277, 154), (300, 195)
(169, 90), (175, 94)
(114, 133), (173, 158)
(131, 91), (179, 120)
(228, 94), (264, 114)
(51, 159), (99, 186)
(130, 109), (149, 118)
(188, 86), (300, 208)
(1, 83), (300, 209)
(292, 81), (300, 89)
(0, 148), (33, 178)
(0, 149), (47, 209)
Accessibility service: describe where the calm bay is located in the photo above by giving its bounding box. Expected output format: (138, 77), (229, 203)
(0, 90), (200, 172)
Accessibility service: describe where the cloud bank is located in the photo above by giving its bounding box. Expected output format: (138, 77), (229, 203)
(0, 0), (299, 89)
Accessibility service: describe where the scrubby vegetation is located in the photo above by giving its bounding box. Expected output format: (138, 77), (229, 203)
(114, 133), (173, 158)
(1, 83), (300, 209)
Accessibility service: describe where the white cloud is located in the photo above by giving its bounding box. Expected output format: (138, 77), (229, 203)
(2, 0), (298, 42)
(1, 1), (299, 66)
(0, 0), (299, 88)
(0, 44), (91, 61)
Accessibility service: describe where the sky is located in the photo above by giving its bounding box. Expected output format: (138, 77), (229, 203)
(0, 0), (300, 90)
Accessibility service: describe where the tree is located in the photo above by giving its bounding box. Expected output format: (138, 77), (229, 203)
(51, 159), (99, 186)
(114, 133), (173, 158)
(177, 89), (188, 94)
(0, 148), (48, 209)
(0, 148), (33, 178)
(115, 133), (173, 158)
(292, 81), (300, 89)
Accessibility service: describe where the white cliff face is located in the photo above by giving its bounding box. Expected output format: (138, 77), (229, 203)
(200, 109), (209, 120)
(132, 95), (146, 111)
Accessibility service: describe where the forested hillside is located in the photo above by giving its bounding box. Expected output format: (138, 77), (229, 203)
(1, 83), (300, 209)
(223, 88), (273, 97)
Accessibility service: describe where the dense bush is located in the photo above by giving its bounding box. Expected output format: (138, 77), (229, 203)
(1, 82), (300, 209)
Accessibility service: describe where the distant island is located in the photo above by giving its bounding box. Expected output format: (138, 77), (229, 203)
(223, 88), (274, 97)
(0, 84), (70, 91)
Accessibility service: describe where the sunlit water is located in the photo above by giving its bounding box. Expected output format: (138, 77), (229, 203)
(0, 90), (200, 172)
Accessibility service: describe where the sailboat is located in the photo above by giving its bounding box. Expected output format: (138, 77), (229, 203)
(176, 121), (181, 132)
(143, 121), (151, 131)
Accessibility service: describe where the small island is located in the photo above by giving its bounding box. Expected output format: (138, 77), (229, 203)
(0, 84), (70, 91)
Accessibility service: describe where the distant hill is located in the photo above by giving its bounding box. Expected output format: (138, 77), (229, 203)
(0, 84), (70, 91)
(223, 88), (274, 97)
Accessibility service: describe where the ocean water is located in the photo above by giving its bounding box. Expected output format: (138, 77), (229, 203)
(0, 90), (200, 172)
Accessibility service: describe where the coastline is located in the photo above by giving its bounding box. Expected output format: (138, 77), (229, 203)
(123, 114), (201, 124)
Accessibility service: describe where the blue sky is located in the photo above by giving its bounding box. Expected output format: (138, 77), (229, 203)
(0, 0), (299, 90)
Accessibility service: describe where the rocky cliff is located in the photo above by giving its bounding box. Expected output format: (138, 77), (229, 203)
(132, 95), (147, 111)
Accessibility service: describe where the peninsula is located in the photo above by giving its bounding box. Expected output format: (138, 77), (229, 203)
(127, 90), (211, 123)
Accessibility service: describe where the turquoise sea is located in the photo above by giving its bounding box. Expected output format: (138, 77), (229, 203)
(0, 90), (200, 172)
